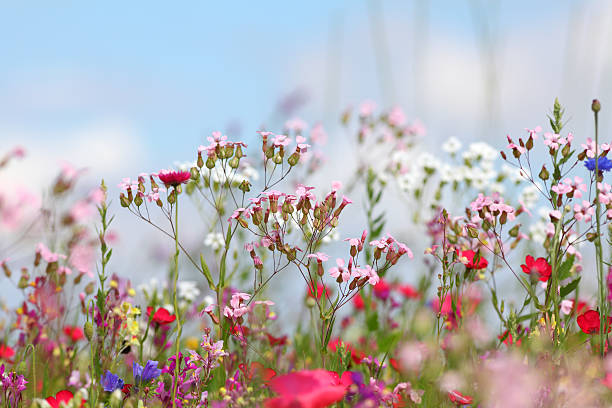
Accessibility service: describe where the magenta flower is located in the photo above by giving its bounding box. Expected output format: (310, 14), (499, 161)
(158, 169), (190, 187)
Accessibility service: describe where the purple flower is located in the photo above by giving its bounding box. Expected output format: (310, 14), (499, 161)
(100, 370), (124, 392)
(133, 360), (162, 385)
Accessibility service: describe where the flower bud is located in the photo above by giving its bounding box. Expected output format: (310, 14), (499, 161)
(134, 193), (143, 207)
(526, 136), (534, 151)
(229, 157), (240, 169)
(239, 180), (251, 193)
(561, 143), (570, 157)
(84, 321), (94, 341)
(120, 193), (130, 208)
(273, 153), (283, 164)
(592, 99), (601, 113)
(288, 152), (300, 166)
(500, 151), (507, 160)
(197, 152), (204, 168)
(538, 165), (549, 181)
(206, 157), (216, 169)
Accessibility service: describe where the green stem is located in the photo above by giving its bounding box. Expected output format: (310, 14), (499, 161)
(594, 108), (607, 357)
(171, 194), (182, 408)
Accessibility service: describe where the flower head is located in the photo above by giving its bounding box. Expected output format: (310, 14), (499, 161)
(584, 157), (612, 172)
(577, 309), (612, 334)
(520, 255), (551, 282)
(158, 169), (191, 187)
(133, 360), (162, 386)
(147, 306), (176, 325)
(100, 370), (124, 392)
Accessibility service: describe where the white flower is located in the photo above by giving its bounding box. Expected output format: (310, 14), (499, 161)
(529, 220), (548, 244)
(178, 281), (201, 302)
(442, 137), (462, 154)
(204, 232), (225, 251)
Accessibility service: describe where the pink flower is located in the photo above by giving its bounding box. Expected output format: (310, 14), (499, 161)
(543, 132), (566, 150)
(158, 170), (190, 187)
(388, 106), (406, 127)
(359, 100), (376, 117)
(573, 201), (594, 222)
(329, 259), (350, 282)
(36, 243), (66, 263)
(310, 123), (327, 146)
(307, 252), (329, 263)
(265, 369), (346, 408)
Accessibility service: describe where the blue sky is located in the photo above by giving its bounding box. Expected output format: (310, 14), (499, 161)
(1, 1), (611, 292)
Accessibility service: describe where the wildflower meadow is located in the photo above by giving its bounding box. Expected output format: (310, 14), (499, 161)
(3, 98), (612, 407)
(3, 2), (612, 408)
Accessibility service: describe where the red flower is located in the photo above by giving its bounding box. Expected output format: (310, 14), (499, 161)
(63, 326), (84, 342)
(373, 279), (392, 300)
(239, 362), (277, 382)
(389, 357), (400, 372)
(46, 390), (78, 408)
(396, 284), (420, 299)
(266, 333), (288, 347)
(122, 384), (133, 395)
(307, 283), (329, 300)
(577, 309), (612, 334)
(520, 255), (551, 282)
(146, 306), (176, 325)
(448, 390), (473, 405)
(0, 344), (15, 360)
(353, 293), (365, 310)
(158, 170), (190, 187)
(265, 369), (347, 408)
(458, 250), (487, 270)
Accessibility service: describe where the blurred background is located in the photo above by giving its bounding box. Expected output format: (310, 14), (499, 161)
(1, 1), (611, 300)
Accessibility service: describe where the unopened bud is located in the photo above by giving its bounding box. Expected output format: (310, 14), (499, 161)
(134, 193), (143, 207)
(84, 321), (94, 341)
(592, 99), (601, 113)
(539, 165), (549, 181)
(288, 152), (299, 166)
(206, 157), (216, 169)
(229, 157), (239, 169)
(120, 193), (130, 207)
(526, 136), (534, 151)
(197, 152), (204, 168)
(500, 151), (507, 160)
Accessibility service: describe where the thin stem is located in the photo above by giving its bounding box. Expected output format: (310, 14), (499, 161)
(171, 193), (182, 408)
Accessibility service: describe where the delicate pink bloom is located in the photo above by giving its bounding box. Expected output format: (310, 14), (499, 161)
(272, 134), (291, 147)
(388, 106), (406, 127)
(359, 100), (376, 117)
(331, 181), (342, 191)
(36, 243), (66, 263)
(329, 259), (350, 282)
(310, 123), (327, 145)
(560, 299), (574, 315)
(307, 252), (329, 263)
(573, 201), (594, 222)
(285, 118), (307, 132)
(543, 132), (566, 150)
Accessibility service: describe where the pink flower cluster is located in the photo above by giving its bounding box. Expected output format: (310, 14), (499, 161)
(470, 193), (516, 224)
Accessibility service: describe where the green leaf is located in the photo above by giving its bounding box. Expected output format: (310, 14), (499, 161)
(557, 255), (575, 281)
(560, 276), (581, 298)
(199, 254), (216, 291)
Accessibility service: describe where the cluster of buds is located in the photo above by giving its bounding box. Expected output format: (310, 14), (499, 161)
(369, 233), (414, 265)
(468, 193), (516, 227)
(259, 131), (310, 167)
(197, 131), (247, 171)
(229, 184), (352, 264)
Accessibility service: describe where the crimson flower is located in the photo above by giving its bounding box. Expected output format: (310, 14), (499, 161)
(458, 250), (487, 270)
(448, 390), (473, 405)
(46, 390), (78, 408)
(373, 279), (391, 300)
(266, 333), (288, 347)
(577, 309), (612, 334)
(520, 255), (551, 282)
(63, 326), (84, 342)
(146, 307), (176, 325)
(396, 284), (420, 299)
(0, 344), (15, 360)
(265, 369), (347, 408)
(352, 293), (365, 310)
(157, 170), (190, 187)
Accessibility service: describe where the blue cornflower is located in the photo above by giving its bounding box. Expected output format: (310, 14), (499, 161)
(100, 370), (124, 392)
(584, 157), (612, 172)
(133, 360), (162, 386)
